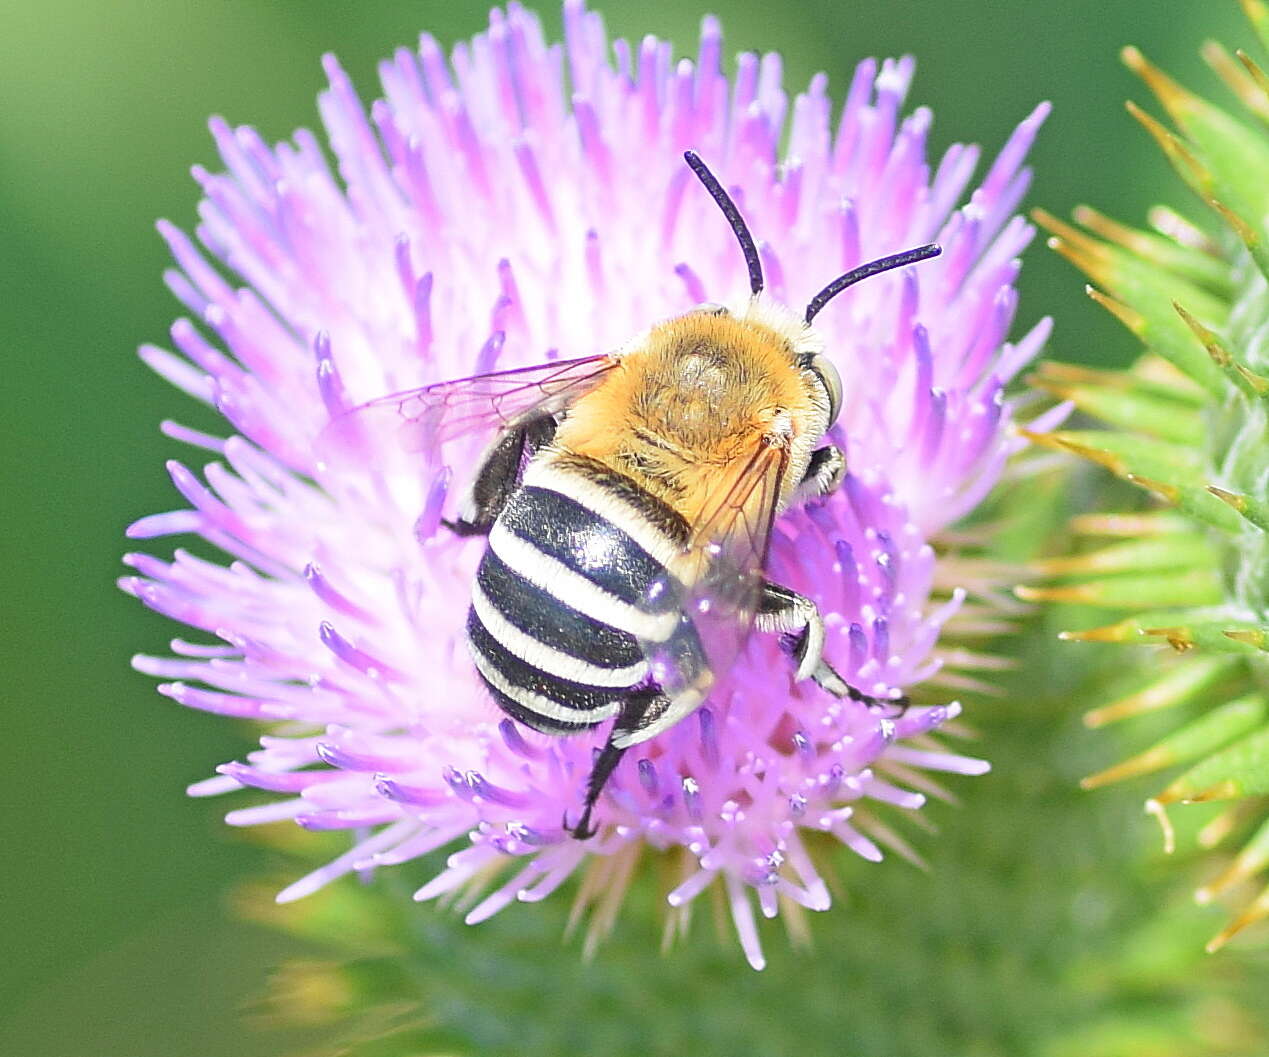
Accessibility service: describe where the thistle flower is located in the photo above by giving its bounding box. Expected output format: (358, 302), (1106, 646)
(122, 0), (1050, 968)
(1032, 1), (1269, 952)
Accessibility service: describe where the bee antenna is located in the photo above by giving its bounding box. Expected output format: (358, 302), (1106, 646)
(804, 244), (942, 324)
(683, 150), (764, 297)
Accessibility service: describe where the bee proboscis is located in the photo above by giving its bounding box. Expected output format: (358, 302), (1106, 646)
(332, 152), (940, 838)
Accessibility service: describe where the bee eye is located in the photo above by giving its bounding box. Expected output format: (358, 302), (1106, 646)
(804, 353), (843, 426)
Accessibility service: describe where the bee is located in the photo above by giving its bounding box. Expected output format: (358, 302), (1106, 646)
(339, 152), (939, 838)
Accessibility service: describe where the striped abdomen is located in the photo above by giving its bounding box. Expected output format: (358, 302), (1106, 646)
(467, 456), (690, 736)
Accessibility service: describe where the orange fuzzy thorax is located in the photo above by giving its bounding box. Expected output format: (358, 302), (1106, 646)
(550, 311), (820, 525)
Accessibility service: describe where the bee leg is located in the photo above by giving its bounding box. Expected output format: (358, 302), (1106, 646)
(568, 688), (667, 839)
(757, 583), (831, 681)
(793, 444), (846, 504)
(444, 414), (557, 536)
(568, 740), (627, 840)
(758, 581), (907, 714)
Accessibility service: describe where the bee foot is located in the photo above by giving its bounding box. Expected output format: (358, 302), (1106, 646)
(441, 516), (489, 537)
(564, 808), (599, 841)
(845, 684), (910, 719)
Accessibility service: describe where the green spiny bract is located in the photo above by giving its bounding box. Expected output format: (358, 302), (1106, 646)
(1034, 0), (1269, 952)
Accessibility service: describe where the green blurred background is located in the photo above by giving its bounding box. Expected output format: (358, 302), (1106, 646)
(1, 1), (1261, 1055)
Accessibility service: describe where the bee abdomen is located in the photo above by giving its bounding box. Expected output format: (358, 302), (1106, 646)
(467, 476), (682, 736)
(467, 610), (626, 733)
(497, 485), (664, 603)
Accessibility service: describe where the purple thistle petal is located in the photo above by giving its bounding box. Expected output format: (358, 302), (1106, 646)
(124, 1), (1048, 965)
(278, 820), (418, 903)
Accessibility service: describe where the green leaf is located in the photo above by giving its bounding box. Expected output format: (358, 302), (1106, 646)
(1083, 654), (1241, 727)
(1033, 535), (1218, 579)
(1072, 205), (1235, 297)
(1059, 608), (1268, 652)
(1127, 46), (1269, 244)
(1158, 724), (1269, 802)
(1019, 570), (1223, 609)
(1082, 694), (1266, 788)
(1031, 373), (1204, 443)
(1037, 209), (1227, 392)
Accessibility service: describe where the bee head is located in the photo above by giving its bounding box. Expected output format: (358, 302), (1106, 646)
(682, 149), (942, 427)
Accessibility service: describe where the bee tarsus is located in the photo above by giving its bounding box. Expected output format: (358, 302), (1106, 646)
(845, 683), (911, 718)
(564, 808), (599, 841)
(570, 732), (640, 839)
(441, 516), (487, 537)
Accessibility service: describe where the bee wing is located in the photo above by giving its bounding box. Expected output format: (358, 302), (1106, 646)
(320, 354), (618, 459)
(636, 438), (789, 713)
